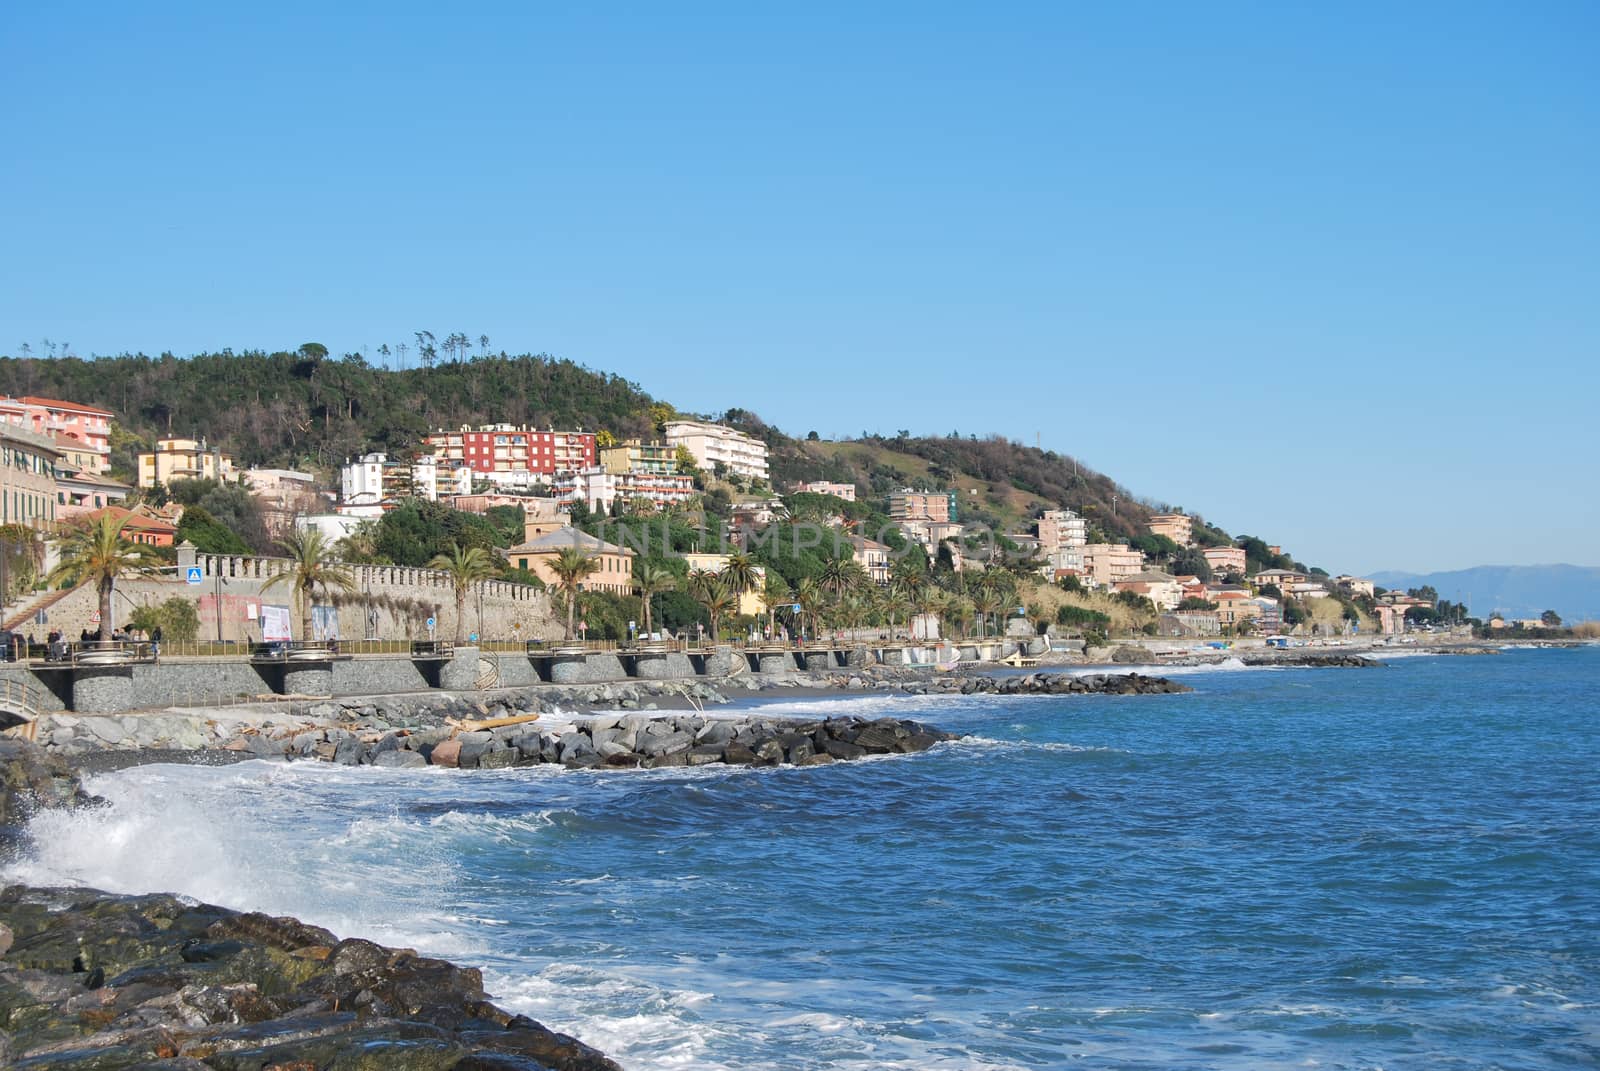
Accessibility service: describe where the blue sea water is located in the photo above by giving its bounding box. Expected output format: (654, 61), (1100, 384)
(8, 647), (1599, 1069)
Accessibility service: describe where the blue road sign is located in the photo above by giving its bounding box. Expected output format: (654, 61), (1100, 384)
(469, 632), (479, 643)
(186, 566), (204, 584)
(426, 616), (437, 630)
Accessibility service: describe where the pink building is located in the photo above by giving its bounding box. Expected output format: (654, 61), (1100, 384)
(0, 395), (113, 474)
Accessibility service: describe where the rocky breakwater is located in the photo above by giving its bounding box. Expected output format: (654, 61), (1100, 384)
(0, 738), (622, 1070)
(1239, 652), (1382, 668)
(820, 671), (1191, 698)
(272, 712), (958, 771)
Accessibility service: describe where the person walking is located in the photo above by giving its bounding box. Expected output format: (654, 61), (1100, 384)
(150, 624), (163, 663)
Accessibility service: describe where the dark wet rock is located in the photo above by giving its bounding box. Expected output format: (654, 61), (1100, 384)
(0, 738), (101, 831)
(0, 886), (621, 1071)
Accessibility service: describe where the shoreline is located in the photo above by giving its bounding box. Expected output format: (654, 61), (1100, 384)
(1, 643), (1569, 1067)
(16, 639), (1504, 772)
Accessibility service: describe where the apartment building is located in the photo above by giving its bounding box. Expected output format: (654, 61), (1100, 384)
(1334, 575), (1376, 598)
(552, 467), (696, 514)
(424, 424), (597, 479)
(886, 489), (958, 524)
(1252, 597), (1284, 632)
(1036, 509), (1087, 573)
(1213, 591), (1261, 629)
(1147, 512), (1194, 547)
(900, 519), (963, 554)
(1202, 545), (1247, 578)
(600, 440), (679, 476)
(1082, 542), (1145, 587)
(847, 535), (893, 585)
(241, 468), (320, 536)
(795, 481), (856, 502)
(664, 419), (769, 481)
(1111, 570), (1185, 611)
(0, 422), (63, 528)
(56, 470), (131, 519)
(137, 437), (238, 488)
(0, 395), (113, 475)
(341, 453), (471, 507)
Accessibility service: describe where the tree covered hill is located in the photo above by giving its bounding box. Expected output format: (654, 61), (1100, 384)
(3, 348), (1272, 559)
(0, 348), (661, 475)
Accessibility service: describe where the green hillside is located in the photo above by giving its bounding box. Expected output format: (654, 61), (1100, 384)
(0, 348), (661, 476)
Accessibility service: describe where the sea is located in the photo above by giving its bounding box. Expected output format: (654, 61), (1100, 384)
(6, 646), (1598, 1070)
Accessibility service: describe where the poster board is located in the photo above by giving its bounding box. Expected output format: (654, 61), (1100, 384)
(261, 605), (294, 643)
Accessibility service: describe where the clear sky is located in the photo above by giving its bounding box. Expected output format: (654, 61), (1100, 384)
(3, 3), (1596, 574)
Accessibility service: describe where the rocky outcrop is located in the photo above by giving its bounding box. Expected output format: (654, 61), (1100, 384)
(0, 738), (101, 833)
(0, 742), (625, 1070)
(0, 885), (620, 1070)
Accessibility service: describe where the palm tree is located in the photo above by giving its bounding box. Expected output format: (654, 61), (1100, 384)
(428, 542), (497, 644)
(721, 551), (759, 598)
(47, 513), (165, 642)
(794, 577), (824, 641)
(260, 528), (357, 642)
(633, 561), (677, 639)
(697, 577), (737, 643)
(548, 547), (600, 641)
(686, 567), (719, 603)
(971, 588), (1002, 639)
(819, 555), (855, 598)
(891, 561), (925, 607)
(880, 583), (912, 640)
(761, 572), (792, 640)
(334, 519), (381, 564)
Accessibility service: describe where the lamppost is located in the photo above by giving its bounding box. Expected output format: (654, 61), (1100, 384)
(214, 563), (229, 644)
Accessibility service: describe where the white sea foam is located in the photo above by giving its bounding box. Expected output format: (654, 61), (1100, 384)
(955, 735), (1131, 754)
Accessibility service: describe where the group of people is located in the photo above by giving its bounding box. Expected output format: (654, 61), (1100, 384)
(31, 625), (164, 662)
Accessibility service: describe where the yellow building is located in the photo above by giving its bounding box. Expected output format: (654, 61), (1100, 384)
(505, 528), (635, 595)
(682, 552), (768, 616)
(599, 440), (679, 476)
(137, 437), (238, 488)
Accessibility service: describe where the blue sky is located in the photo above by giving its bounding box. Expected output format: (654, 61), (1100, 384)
(3, 3), (1596, 574)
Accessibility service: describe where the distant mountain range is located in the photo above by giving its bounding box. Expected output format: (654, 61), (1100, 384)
(1369, 565), (1600, 623)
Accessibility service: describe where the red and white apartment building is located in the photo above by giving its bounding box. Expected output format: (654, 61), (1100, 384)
(423, 424), (597, 483)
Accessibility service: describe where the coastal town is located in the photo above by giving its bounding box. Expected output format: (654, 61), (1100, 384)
(0, 379), (1542, 666)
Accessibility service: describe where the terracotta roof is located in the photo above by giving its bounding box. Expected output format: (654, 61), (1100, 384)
(507, 527), (633, 556)
(17, 396), (114, 416)
(82, 506), (177, 533)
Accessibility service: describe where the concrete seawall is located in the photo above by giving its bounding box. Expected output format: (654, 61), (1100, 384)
(0, 641), (1022, 718)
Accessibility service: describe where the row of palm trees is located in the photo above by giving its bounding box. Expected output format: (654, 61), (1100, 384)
(631, 551), (1023, 645)
(46, 513), (1025, 648)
